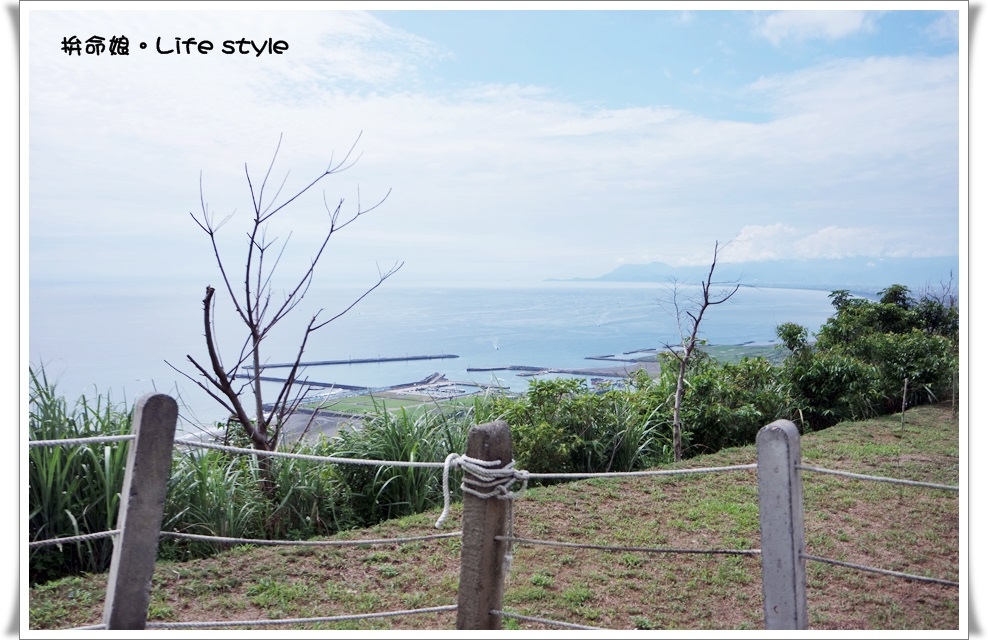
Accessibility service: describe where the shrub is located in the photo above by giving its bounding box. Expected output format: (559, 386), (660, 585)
(476, 377), (674, 477)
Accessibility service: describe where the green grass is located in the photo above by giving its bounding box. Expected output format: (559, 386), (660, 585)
(28, 367), (133, 583)
(28, 403), (959, 632)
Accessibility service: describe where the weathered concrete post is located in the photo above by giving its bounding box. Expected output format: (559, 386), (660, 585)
(103, 393), (178, 630)
(757, 419), (808, 630)
(456, 420), (513, 630)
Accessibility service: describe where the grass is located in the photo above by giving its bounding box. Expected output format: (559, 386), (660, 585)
(28, 403), (960, 632)
(28, 368), (133, 583)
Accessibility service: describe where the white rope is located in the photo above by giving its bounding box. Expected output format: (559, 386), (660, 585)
(492, 609), (605, 630)
(797, 465), (958, 491)
(142, 604), (458, 629)
(29, 530), (120, 548)
(29, 434), (135, 448)
(160, 531), (461, 546)
(524, 463), (757, 480)
(499, 536), (761, 557)
(802, 553), (959, 587)
(434, 453), (528, 528)
(182, 439), (448, 468)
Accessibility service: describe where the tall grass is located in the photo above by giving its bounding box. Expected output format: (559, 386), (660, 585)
(158, 448), (265, 559)
(332, 400), (470, 526)
(28, 367), (132, 584)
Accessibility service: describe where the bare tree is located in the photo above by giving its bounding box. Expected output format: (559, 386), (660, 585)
(660, 241), (740, 462)
(168, 134), (402, 490)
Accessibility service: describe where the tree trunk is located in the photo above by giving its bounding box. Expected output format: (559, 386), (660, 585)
(673, 357), (687, 462)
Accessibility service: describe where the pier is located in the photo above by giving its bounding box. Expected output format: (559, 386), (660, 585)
(258, 354), (459, 369)
(466, 363), (656, 379)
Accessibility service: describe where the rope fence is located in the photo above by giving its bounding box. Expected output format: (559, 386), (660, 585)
(30, 401), (959, 632)
(492, 609), (605, 631)
(159, 530), (461, 547)
(797, 464), (959, 491)
(29, 530), (120, 549)
(28, 434), (135, 448)
(801, 554), (960, 587)
(500, 536), (761, 557)
(72, 605), (460, 631)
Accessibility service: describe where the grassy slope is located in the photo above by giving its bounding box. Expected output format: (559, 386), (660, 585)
(29, 403), (960, 632)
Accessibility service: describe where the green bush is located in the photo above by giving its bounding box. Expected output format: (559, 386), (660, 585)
(681, 356), (789, 454)
(780, 350), (882, 431)
(475, 377), (673, 477)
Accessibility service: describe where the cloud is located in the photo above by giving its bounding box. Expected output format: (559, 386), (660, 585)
(718, 224), (800, 262)
(693, 223), (954, 266)
(27, 9), (959, 286)
(791, 225), (887, 258)
(790, 226), (952, 260)
(924, 11), (960, 43)
(755, 10), (878, 46)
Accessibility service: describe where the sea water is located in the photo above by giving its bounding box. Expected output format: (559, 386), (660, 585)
(28, 281), (837, 430)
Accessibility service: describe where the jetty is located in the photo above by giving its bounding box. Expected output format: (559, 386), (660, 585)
(466, 363), (656, 379)
(258, 354), (459, 369)
(240, 375), (370, 392)
(244, 371), (467, 397)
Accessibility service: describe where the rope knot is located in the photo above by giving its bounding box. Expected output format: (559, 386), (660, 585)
(434, 453), (526, 528)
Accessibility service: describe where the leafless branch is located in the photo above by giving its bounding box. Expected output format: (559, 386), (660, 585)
(183, 136), (400, 463)
(657, 240), (741, 462)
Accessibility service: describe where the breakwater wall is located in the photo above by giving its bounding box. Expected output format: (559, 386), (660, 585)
(258, 354), (459, 369)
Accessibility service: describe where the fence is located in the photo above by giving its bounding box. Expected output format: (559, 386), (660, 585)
(28, 393), (959, 631)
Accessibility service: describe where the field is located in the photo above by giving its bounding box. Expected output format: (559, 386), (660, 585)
(29, 403), (960, 632)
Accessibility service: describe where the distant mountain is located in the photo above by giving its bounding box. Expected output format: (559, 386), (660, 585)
(561, 256), (960, 295)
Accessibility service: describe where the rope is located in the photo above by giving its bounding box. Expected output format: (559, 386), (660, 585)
(142, 604), (458, 629)
(434, 453), (528, 528)
(492, 609), (606, 630)
(524, 463), (757, 481)
(797, 465), (958, 491)
(29, 530), (119, 548)
(182, 439), (448, 468)
(160, 531), (461, 546)
(802, 553), (959, 587)
(500, 536), (761, 557)
(28, 434), (135, 448)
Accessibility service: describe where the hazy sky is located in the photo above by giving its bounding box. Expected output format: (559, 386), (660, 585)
(25, 3), (963, 289)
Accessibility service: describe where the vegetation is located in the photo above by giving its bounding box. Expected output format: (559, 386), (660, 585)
(28, 368), (132, 584)
(28, 281), (959, 588)
(29, 403), (959, 631)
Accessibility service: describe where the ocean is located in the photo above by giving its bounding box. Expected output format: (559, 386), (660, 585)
(28, 281), (838, 431)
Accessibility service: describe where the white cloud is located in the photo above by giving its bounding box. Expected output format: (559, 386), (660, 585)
(791, 225), (886, 258)
(924, 11), (960, 43)
(27, 9), (960, 286)
(755, 10), (878, 46)
(718, 224), (800, 262)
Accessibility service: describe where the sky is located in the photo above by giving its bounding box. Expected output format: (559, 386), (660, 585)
(23, 2), (963, 291)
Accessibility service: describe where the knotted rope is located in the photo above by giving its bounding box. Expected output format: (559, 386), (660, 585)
(434, 453), (528, 528)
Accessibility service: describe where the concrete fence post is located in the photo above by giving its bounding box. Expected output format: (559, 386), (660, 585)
(756, 419), (808, 630)
(456, 420), (513, 630)
(103, 393), (178, 630)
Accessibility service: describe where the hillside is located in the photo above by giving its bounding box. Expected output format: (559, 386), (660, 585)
(29, 403), (960, 632)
